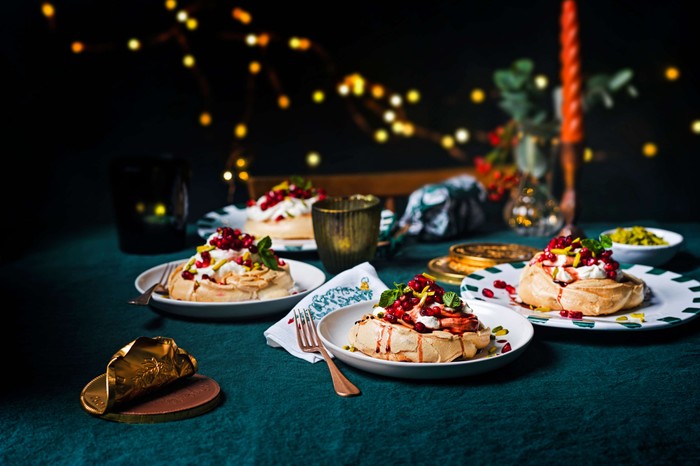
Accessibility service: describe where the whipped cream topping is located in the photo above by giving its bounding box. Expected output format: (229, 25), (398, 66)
(246, 195), (321, 222)
(180, 229), (284, 283)
(539, 235), (623, 284)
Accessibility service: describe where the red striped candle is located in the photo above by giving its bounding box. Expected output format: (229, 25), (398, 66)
(560, 0), (584, 143)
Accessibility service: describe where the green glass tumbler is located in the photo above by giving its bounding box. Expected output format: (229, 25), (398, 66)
(312, 194), (382, 274)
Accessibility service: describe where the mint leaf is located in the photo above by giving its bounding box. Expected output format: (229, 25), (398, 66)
(378, 282), (405, 308)
(580, 234), (612, 256)
(443, 291), (461, 308)
(256, 236), (279, 270)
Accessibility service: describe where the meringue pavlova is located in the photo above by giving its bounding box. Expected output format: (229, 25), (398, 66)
(518, 234), (646, 316)
(243, 176), (326, 240)
(168, 227), (295, 302)
(348, 273), (491, 363)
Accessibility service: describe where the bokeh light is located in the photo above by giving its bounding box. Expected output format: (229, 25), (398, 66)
(306, 151), (321, 167)
(642, 142), (657, 157)
(665, 67), (680, 81)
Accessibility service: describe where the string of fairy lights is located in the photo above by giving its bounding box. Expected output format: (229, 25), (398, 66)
(40, 1), (698, 201)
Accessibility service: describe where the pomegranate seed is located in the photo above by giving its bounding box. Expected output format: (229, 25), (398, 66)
(505, 284), (516, 295)
(384, 314), (397, 323)
(414, 322), (428, 333)
(482, 288), (494, 298)
(182, 270), (194, 280)
(402, 314), (412, 323)
(493, 279), (507, 289)
(560, 310), (583, 319)
(502, 342), (512, 353)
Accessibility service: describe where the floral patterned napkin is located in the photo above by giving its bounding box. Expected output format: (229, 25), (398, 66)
(264, 262), (388, 363)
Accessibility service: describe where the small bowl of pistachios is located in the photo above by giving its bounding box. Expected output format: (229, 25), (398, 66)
(600, 226), (683, 267)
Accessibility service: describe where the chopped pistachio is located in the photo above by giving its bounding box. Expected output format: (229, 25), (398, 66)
(609, 226), (669, 246)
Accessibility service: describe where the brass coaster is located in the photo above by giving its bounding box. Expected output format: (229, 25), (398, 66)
(81, 373), (221, 424)
(427, 256), (470, 285)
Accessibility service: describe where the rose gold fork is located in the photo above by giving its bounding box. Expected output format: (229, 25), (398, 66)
(128, 262), (174, 306)
(294, 308), (361, 397)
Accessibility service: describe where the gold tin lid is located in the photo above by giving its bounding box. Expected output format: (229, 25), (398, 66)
(429, 242), (539, 285)
(449, 242), (539, 266)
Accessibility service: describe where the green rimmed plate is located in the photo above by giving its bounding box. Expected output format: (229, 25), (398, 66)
(460, 262), (700, 331)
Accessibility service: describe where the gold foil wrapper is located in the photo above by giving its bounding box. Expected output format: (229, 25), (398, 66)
(81, 336), (198, 416)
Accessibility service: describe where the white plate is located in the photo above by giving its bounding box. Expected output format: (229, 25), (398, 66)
(134, 259), (326, 320)
(316, 300), (534, 380)
(460, 262), (700, 331)
(196, 205), (396, 252)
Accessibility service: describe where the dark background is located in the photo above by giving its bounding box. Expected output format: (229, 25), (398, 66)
(5, 0), (699, 253)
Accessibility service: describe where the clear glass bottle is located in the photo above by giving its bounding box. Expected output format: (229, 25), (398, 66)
(502, 133), (563, 236)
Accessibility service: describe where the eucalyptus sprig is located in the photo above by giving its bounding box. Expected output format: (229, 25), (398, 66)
(486, 58), (637, 177)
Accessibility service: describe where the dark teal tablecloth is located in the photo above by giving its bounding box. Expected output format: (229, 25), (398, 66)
(1, 222), (699, 465)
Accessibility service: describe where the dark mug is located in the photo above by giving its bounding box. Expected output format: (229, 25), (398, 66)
(110, 155), (190, 254)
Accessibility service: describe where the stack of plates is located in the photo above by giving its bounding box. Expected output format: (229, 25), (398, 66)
(428, 242), (540, 284)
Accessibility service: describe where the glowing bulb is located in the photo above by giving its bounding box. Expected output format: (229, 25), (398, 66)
(383, 110), (396, 123)
(245, 34), (257, 46)
(642, 142), (657, 157)
(584, 147), (593, 163)
(257, 34), (270, 47)
(249, 61), (261, 74)
(391, 121), (404, 134)
(312, 90), (325, 103)
(199, 112), (212, 126)
(402, 122), (415, 137)
(389, 94), (402, 107)
(182, 54), (195, 67)
(441, 135), (455, 149)
(691, 120), (700, 134)
(665, 67), (680, 81)
(71, 41), (84, 54)
(235, 123), (247, 139)
(534, 74), (548, 89)
(306, 151), (321, 168)
(223, 171), (233, 181)
(186, 18), (198, 30)
(278, 95), (290, 109)
(238, 171), (249, 181)
(164, 0), (177, 11)
(235, 158), (247, 168)
(455, 128), (469, 143)
(176, 10), (188, 22)
(371, 85), (385, 99)
(232, 8), (252, 24)
(127, 38), (141, 51)
(298, 39), (311, 50)
(375, 129), (389, 143)
(289, 37), (301, 49)
(471, 88), (485, 104)
(154, 203), (167, 216)
(337, 84), (350, 96)
(41, 3), (55, 18)
(406, 89), (420, 104)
